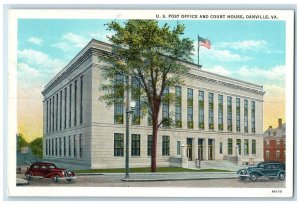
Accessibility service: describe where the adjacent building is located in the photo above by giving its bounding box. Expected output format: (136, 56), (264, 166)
(42, 39), (265, 169)
(263, 118), (286, 163)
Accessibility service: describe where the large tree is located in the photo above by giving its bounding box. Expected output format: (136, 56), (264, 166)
(100, 20), (194, 172)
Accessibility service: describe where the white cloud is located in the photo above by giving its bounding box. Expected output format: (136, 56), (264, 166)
(204, 65), (232, 76)
(203, 64), (285, 87)
(17, 63), (41, 77)
(27, 37), (43, 45)
(219, 40), (267, 51)
(88, 31), (114, 42)
(199, 48), (252, 62)
(236, 65), (285, 81)
(52, 32), (90, 52)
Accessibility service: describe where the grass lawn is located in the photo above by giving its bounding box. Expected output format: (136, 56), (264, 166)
(75, 167), (232, 173)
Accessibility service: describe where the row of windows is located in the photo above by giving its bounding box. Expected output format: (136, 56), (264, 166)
(45, 75), (84, 133)
(45, 134), (83, 158)
(265, 150), (286, 160)
(114, 84), (256, 133)
(264, 139), (286, 148)
(227, 138), (256, 156)
(114, 133), (256, 157)
(114, 133), (170, 157)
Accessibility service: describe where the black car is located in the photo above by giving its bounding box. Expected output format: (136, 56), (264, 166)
(237, 161), (285, 181)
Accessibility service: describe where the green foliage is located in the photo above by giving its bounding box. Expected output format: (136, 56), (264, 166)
(17, 133), (28, 152)
(29, 137), (43, 159)
(99, 20), (194, 119)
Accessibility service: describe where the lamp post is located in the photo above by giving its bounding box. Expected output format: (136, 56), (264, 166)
(125, 75), (136, 179)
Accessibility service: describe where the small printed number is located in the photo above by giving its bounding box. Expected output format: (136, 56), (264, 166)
(272, 190), (282, 193)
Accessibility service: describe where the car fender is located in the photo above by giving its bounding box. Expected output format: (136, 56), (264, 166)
(248, 170), (264, 177)
(45, 172), (63, 178)
(237, 169), (247, 175)
(277, 170), (285, 177)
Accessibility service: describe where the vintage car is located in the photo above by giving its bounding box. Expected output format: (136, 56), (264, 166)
(25, 162), (76, 183)
(237, 161), (285, 181)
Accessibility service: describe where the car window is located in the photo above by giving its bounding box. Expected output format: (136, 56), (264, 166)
(41, 165), (47, 169)
(33, 165), (39, 169)
(258, 163), (264, 168)
(49, 165), (56, 169)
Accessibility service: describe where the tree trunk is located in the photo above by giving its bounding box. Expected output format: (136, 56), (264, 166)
(151, 102), (160, 172)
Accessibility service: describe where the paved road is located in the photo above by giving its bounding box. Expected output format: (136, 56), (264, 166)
(19, 174), (285, 188)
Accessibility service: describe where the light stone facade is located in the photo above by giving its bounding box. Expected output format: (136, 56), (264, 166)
(42, 39), (265, 169)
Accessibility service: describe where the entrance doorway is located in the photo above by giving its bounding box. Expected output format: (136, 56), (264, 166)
(187, 138), (193, 161)
(208, 139), (214, 160)
(198, 139), (204, 160)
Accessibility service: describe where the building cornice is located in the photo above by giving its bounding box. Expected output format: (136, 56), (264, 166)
(42, 39), (265, 97)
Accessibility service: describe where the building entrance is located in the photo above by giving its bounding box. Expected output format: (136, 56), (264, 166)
(187, 138), (193, 161)
(198, 139), (204, 160)
(208, 139), (214, 160)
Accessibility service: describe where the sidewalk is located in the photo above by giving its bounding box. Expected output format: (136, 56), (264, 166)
(77, 171), (237, 182)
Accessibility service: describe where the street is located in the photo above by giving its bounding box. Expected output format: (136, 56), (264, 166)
(18, 174), (285, 188)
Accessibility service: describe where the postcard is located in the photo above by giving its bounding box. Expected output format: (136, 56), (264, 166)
(6, 9), (294, 198)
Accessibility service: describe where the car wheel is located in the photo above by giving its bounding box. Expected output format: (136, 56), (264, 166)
(51, 174), (59, 183)
(249, 173), (258, 181)
(278, 172), (285, 180)
(239, 176), (246, 180)
(25, 172), (32, 180)
(66, 179), (73, 182)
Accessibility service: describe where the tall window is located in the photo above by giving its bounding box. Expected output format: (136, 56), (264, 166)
(276, 150), (280, 159)
(219, 142), (223, 154)
(198, 91), (204, 129)
(251, 101), (255, 133)
(227, 96), (232, 131)
(59, 137), (62, 156)
(52, 96), (55, 132)
(252, 139), (256, 155)
(56, 93), (58, 131)
(244, 99), (248, 133)
(236, 139), (241, 155)
(74, 80), (77, 126)
(236, 98), (240, 132)
(46, 101), (48, 133)
(218, 94), (223, 131)
(114, 73), (124, 124)
(209, 93), (214, 130)
(49, 99), (52, 133)
(80, 75), (83, 124)
(64, 87), (67, 129)
(73, 135), (76, 157)
(228, 138), (233, 155)
(55, 138), (57, 156)
(162, 136), (170, 156)
(63, 137), (66, 156)
(132, 77), (141, 125)
(46, 139), (48, 155)
(79, 134), (83, 158)
(187, 88), (193, 129)
(244, 139), (249, 155)
(131, 134), (140, 156)
(266, 150), (270, 160)
(147, 135), (152, 156)
(175, 86), (182, 128)
(60, 90), (62, 130)
(162, 87), (170, 127)
(69, 84), (72, 127)
(48, 139), (51, 156)
(52, 139), (54, 155)
(68, 136), (71, 157)
(114, 133), (124, 157)
(177, 141), (181, 155)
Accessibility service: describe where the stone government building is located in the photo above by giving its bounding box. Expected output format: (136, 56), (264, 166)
(42, 39), (265, 169)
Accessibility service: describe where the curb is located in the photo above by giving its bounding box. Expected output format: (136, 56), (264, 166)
(122, 176), (237, 182)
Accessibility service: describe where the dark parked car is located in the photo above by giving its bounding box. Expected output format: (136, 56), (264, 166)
(25, 162), (75, 183)
(237, 161), (285, 181)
